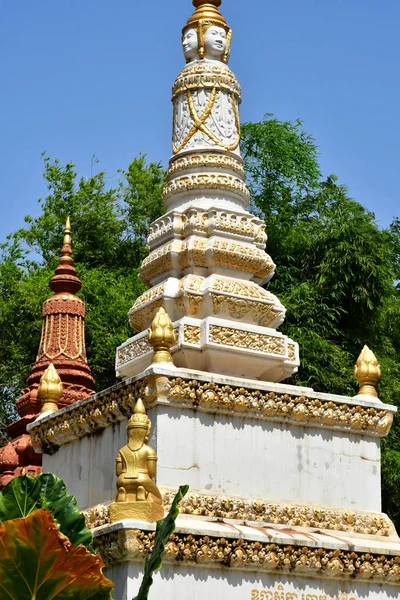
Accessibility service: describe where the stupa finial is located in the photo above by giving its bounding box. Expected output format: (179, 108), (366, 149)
(354, 345), (381, 398)
(49, 217), (81, 294)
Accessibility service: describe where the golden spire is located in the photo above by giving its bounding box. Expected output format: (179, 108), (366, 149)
(148, 307), (176, 364)
(38, 363), (64, 414)
(353, 346), (381, 397)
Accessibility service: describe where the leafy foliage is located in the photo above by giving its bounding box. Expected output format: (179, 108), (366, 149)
(133, 485), (189, 600)
(0, 509), (113, 600)
(0, 473), (93, 551)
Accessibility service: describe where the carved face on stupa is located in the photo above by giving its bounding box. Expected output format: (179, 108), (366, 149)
(182, 28), (199, 62)
(204, 25), (227, 59)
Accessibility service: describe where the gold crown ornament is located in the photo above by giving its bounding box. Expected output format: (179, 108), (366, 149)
(127, 398), (151, 430)
(183, 0), (232, 62)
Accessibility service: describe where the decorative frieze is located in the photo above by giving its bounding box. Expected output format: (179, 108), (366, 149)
(168, 153), (245, 179)
(172, 61), (241, 101)
(183, 325), (201, 344)
(28, 380), (146, 454)
(162, 173), (250, 203)
(116, 337), (153, 367)
(84, 490), (394, 537)
(168, 377), (394, 436)
(28, 369), (394, 453)
(93, 528), (400, 584)
(161, 491), (394, 537)
(211, 293), (285, 327)
(209, 325), (286, 354)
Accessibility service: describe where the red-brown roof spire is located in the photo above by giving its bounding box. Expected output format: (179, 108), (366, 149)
(0, 218), (95, 487)
(49, 216), (81, 295)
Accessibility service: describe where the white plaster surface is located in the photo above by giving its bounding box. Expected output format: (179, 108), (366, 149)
(154, 405), (382, 512)
(106, 562), (400, 600)
(43, 402), (381, 513)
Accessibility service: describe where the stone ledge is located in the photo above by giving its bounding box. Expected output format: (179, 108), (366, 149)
(92, 518), (400, 584)
(27, 365), (396, 454)
(84, 489), (396, 538)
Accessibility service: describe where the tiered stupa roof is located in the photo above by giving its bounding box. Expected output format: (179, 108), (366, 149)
(0, 218), (95, 486)
(116, 0), (300, 382)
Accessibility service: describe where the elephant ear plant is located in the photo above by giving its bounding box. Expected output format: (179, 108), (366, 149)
(0, 473), (188, 600)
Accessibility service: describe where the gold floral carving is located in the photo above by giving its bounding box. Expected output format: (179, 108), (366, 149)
(163, 173), (250, 203)
(179, 238), (208, 270)
(29, 380), (147, 454)
(93, 529), (400, 584)
(211, 211), (267, 244)
(211, 293), (284, 326)
(176, 293), (203, 316)
(84, 491), (394, 537)
(209, 325), (286, 355)
(161, 490), (393, 537)
(168, 153), (245, 179)
(181, 210), (209, 236)
(183, 325), (201, 345)
(129, 300), (165, 333)
(288, 343), (297, 362)
(179, 275), (205, 292)
(131, 283), (167, 311)
(212, 239), (275, 279)
(211, 278), (275, 300)
(116, 338), (153, 367)
(139, 243), (175, 286)
(168, 378), (393, 436)
(84, 503), (111, 529)
(28, 374), (395, 453)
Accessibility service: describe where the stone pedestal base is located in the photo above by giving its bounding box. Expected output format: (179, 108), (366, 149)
(110, 500), (164, 524)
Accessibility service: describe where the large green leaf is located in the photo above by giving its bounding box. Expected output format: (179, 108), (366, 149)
(0, 509), (113, 600)
(133, 485), (189, 600)
(0, 473), (93, 551)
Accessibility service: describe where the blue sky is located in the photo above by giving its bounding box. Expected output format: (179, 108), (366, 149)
(0, 0), (399, 245)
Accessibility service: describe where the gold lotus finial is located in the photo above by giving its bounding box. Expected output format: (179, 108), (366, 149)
(38, 363), (64, 414)
(353, 345), (381, 397)
(148, 307), (176, 364)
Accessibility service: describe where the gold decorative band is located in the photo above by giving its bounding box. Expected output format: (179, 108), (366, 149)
(168, 153), (245, 179)
(172, 64), (241, 100)
(93, 528), (400, 584)
(84, 490), (394, 537)
(209, 324), (286, 354)
(168, 377), (393, 436)
(28, 374), (394, 454)
(163, 173), (249, 203)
